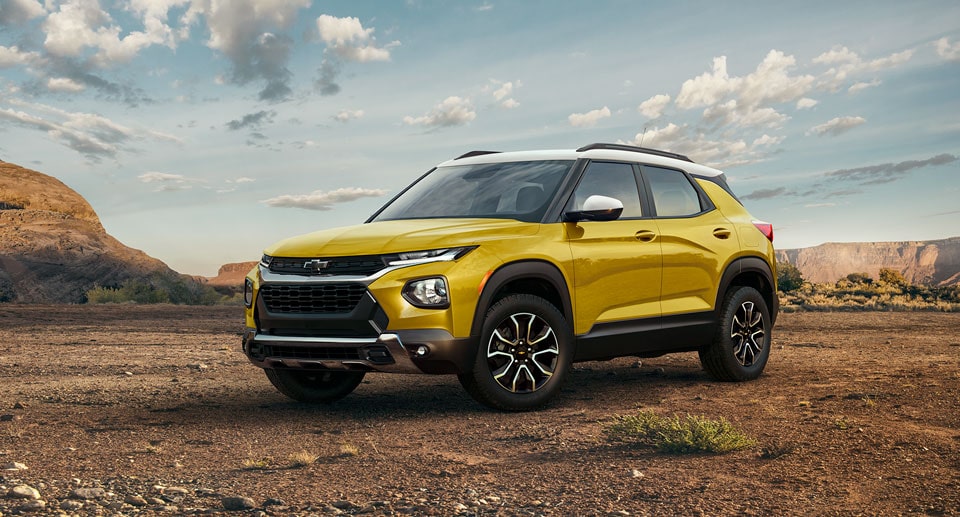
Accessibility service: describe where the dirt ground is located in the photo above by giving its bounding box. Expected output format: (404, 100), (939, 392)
(0, 305), (958, 516)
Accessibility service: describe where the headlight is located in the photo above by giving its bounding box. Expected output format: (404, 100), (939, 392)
(385, 247), (476, 266)
(260, 254), (273, 268)
(402, 277), (449, 308)
(243, 278), (254, 308)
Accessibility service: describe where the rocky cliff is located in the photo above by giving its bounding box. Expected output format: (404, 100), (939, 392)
(0, 161), (189, 303)
(776, 237), (960, 286)
(204, 261), (257, 287)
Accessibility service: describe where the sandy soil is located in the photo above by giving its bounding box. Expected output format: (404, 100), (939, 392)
(1, 305), (958, 515)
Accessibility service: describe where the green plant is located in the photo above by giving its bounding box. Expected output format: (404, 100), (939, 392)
(776, 261), (805, 292)
(604, 411), (755, 454)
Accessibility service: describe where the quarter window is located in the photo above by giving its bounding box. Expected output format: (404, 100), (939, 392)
(644, 166), (703, 217)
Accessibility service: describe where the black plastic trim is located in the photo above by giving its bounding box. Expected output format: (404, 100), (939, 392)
(574, 311), (716, 361)
(455, 150), (501, 160)
(716, 256), (778, 325)
(576, 142), (694, 163)
(471, 260), (574, 338)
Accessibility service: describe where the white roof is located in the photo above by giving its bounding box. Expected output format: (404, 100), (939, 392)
(438, 148), (725, 178)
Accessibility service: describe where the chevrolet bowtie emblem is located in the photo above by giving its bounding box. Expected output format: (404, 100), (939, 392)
(304, 259), (331, 271)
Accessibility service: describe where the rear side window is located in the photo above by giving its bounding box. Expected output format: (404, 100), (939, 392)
(644, 166), (703, 217)
(568, 161), (644, 218)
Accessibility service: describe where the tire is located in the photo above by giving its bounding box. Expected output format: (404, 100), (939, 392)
(699, 286), (772, 382)
(264, 368), (365, 403)
(458, 294), (574, 411)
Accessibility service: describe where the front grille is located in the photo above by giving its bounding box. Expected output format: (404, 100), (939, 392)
(260, 344), (364, 361)
(260, 284), (366, 314)
(269, 256), (387, 276)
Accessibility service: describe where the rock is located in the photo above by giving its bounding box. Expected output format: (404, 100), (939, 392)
(0, 414), (17, 422)
(453, 502), (469, 511)
(8, 485), (41, 499)
(158, 505), (179, 512)
(631, 469), (644, 479)
(187, 363), (209, 371)
(60, 500), (84, 511)
(12, 402), (26, 409)
(263, 498), (285, 507)
(332, 500), (356, 510)
(148, 497), (165, 505)
(16, 500), (46, 512)
(71, 487), (106, 499)
(2, 462), (27, 471)
(222, 496), (257, 511)
(164, 486), (191, 496)
(125, 494), (149, 507)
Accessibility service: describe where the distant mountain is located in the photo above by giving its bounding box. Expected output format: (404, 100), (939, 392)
(0, 161), (199, 303)
(776, 237), (960, 286)
(204, 261), (257, 287)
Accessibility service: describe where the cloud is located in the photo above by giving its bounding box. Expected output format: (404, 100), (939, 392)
(935, 37), (960, 61)
(703, 100), (789, 129)
(0, 45), (40, 68)
(228, 177), (256, 183)
(568, 106), (611, 127)
(675, 56), (741, 110)
(621, 122), (765, 169)
(500, 98), (519, 109)
(796, 97), (818, 110)
(403, 96), (476, 128)
(804, 202), (837, 208)
(752, 134), (784, 147)
(741, 187), (787, 200)
(638, 94), (670, 119)
(483, 79), (520, 109)
(225, 110), (275, 131)
(262, 187), (388, 210)
(475, 2), (494, 11)
(46, 77), (85, 92)
(0, 99), (176, 161)
(823, 153), (958, 185)
(333, 109), (364, 123)
(807, 116), (866, 136)
(185, 0), (309, 101)
(0, 0), (44, 25)
(315, 14), (394, 62)
(848, 79), (881, 94)
(314, 58), (341, 96)
(814, 46), (914, 91)
(138, 172), (200, 192)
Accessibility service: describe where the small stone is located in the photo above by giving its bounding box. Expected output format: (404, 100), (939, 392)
(8, 485), (41, 499)
(263, 498), (285, 506)
(631, 469), (644, 479)
(125, 494), (149, 507)
(453, 503), (469, 511)
(148, 497), (165, 505)
(486, 495), (501, 503)
(158, 505), (179, 512)
(71, 487), (106, 500)
(3, 462), (28, 471)
(107, 501), (127, 510)
(60, 500), (84, 511)
(0, 414), (16, 422)
(124, 371), (134, 376)
(332, 500), (356, 510)
(187, 363), (209, 371)
(222, 496), (257, 511)
(12, 402), (26, 409)
(164, 487), (191, 496)
(16, 499), (46, 512)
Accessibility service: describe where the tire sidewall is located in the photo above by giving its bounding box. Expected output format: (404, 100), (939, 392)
(717, 287), (771, 380)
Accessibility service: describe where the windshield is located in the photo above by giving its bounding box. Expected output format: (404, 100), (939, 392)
(371, 160), (574, 223)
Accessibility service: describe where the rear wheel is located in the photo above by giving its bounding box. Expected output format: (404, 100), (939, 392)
(458, 294), (574, 411)
(264, 369), (365, 403)
(699, 286), (772, 381)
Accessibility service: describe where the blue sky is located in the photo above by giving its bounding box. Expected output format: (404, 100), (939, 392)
(1, 0), (958, 276)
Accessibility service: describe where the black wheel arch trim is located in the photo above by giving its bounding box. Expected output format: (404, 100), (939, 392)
(716, 256), (778, 325)
(471, 260), (574, 339)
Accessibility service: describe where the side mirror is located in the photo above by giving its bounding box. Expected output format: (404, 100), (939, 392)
(563, 195), (624, 222)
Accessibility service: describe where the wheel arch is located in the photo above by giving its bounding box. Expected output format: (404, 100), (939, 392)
(471, 260), (573, 338)
(716, 256), (778, 325)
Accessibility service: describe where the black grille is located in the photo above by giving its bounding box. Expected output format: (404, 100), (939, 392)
(260, 284), (367, 314)
(260, 345), (363, 361)
(269, 256), (387, 276)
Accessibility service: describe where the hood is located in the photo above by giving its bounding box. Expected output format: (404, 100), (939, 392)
(265, 218), (540, 257)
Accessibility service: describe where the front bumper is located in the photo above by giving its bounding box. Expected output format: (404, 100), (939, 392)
(242, 328), (476, 375)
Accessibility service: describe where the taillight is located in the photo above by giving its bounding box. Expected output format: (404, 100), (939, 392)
(753, 220), (774, 242)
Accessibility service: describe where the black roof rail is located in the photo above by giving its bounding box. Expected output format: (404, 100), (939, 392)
(455, 150), (501, 160)
(576, 143), (694, 163)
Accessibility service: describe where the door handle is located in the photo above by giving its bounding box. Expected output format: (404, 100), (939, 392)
(713, 228), (732, 239)
(635, 230), (656, 242)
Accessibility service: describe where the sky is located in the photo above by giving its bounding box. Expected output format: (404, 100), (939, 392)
(1, 0), (958, 276)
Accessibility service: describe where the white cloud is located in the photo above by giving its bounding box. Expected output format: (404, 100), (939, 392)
(262, 187), (388, 210)
(796, 97), (819, 110)
(848, 79), (881, 94)
(0, 45), (39, 68)
(315, 14), (393, 62)
(814, 46), (914, 91)
(621, 123), (772, 169)
(226, 177), (256, 184)
(738, 50), (815, 108)
(333, 109), (364, 122)
(675, 56), (741, 110)
(753, 134), (785, 147)
(0, 0), (45, 24)
(491, 81), (513, 101)
(138, 171), (199, 191)
(703, 100), (789, 129)
(403, 96), (476, 127)
(638, 94), (670, 119)
(500, 98), (519, 109)
(807, 116), (866, 136)
(46, 77), (86, 92)
(484, 79), (521, 108)
(935, 37), (960, 61)
(568, 106), (611, 127)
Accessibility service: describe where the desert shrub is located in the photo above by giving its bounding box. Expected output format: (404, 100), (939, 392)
(776, 261), (804, 292)
(845, 272), (873, 285)
(86, 273), (225, 305)
(605, 411), (755, 454)
(878, 268), (907, 287)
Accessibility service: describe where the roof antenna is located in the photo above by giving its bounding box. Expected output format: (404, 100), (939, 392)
(639, 125), (648, 147)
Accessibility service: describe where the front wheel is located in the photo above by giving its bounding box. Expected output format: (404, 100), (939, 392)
(699, 286), (772, 381)
(264, 369), (365, 403)
(458, 294), (574, 411)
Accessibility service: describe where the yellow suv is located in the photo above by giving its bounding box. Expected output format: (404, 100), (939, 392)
(242, 143), (778, 410)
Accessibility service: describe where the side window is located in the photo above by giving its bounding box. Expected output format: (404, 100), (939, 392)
(569, 162), (643, 218)
(644, 166), (703, 217)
